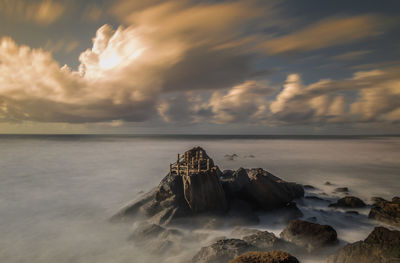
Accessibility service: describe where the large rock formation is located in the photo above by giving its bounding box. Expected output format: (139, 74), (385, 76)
(369, 197), (400, 227)
(229, 251), (300, 263)
(279, 219), (338, 252)
(327, 227), (400, 263)
(111, 147), (304, 226)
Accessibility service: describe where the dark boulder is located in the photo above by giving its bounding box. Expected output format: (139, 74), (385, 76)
(241, 168), (304, 210)
(329, 196), (366, 208)
(229, 250), (300, 263)
(327, 227), (400, 263)
(280, 219), (338, 252)
(369, 197), (400, 227)
(192, 239), (256, 263)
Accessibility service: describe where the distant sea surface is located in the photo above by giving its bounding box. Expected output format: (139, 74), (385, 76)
(0, 135), (399, 262)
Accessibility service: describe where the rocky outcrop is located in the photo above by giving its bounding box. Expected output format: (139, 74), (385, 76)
(192, 239), (256, 263)
(329, 196), (366, 208)
(327, 227), (400, 263)
(112, 147), (304, 226)
(229, 251), (300, 263)
(279, 219), (338, 252)
(369, 197), (400, 227)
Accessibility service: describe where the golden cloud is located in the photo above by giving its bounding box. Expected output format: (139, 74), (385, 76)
(261, 15), (387, 54)
(0, 0), (66, 25)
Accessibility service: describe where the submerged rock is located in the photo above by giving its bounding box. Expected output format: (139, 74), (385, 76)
(112, 147), (304, 226)
(327, 227), (400, 263)
(329, 196), (366, 208)
(369, 197), (400, 227)
(334, 187), (349, 193)
(192, 238), (256, 263)
(242, 231), (284, 250)
(280, 219), (338, 252)
(229, 251), (300, 263)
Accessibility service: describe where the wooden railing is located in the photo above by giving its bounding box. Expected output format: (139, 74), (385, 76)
(170, 153), (211, 176)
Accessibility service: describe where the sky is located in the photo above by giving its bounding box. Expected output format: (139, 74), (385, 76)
(0, 0), (400, 134)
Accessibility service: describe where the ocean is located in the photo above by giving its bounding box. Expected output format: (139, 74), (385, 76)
(0, 135), (399, 262)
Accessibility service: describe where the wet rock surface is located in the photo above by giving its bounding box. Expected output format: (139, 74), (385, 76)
(327, 226), (400, 263)
(279, 219), (338, 252)
(229, 250), (300, 263)
(369, 196), (400, 227)
(329, 196), (366, 208)
(192, 238), (256, 263)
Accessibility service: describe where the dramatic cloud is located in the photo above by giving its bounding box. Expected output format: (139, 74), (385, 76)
(0, 0), (66, 25)
(268, 68), (400, 124)
(261, 15), (387, 54)
(0, 0), (398, 131)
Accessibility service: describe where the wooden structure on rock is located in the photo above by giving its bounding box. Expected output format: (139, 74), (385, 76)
(170, 147), (213, 176)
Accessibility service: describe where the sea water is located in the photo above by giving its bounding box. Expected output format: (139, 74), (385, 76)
(0, 135), (399, 262)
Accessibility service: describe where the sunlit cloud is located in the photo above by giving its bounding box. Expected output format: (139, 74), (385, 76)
(261, 15), (388, 54)
(0, 0), (66, 25)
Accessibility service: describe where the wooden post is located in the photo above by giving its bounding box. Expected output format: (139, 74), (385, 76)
(198, 159), (201, 172)
(207, 159), (210, 171)
(200, 150), (203, 159)
(196, 151), (199, 160)
(186, 165), (189, 176)
(191, 157), (194, 167)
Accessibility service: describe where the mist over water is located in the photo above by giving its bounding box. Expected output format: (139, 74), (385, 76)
(0, 135), (399, 262)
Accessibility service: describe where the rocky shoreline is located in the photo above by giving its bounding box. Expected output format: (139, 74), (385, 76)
(111, 147), (400, 263)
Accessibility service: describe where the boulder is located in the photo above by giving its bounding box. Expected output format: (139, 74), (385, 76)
(369, 197), (400, 227)
(192, 239), (256, 263)
(229, 251), (300, 263)
(327, 227), (400, 263)
(280, 219), (338, 252)
(242, 231), (283, 250)
(241, 168), (304, 210)
(329, 196), (366, 208)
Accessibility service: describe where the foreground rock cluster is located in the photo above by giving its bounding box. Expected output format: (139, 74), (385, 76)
(112, 147), (304, 226)
(111, 147), (400, 262)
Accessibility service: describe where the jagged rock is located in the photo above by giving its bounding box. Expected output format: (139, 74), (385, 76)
(327, 227), (400, 263)
(220, 167), (250, 198)
(229, 251), (300, 263)
(369, 197), (400, 227)
(280, 219), (338, 252)
(112, 147), (304, 226)
(192, 239), (256, 263)
(329, 196), (366, 208)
